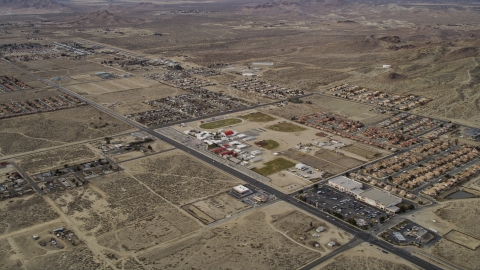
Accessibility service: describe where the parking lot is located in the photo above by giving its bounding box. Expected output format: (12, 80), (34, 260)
(383, 219), (439, 246)
(303, 185), (389, 228)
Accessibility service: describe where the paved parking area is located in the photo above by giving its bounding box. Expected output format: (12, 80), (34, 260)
(303, 185), (389, 227)
(385, 219), (440, 246)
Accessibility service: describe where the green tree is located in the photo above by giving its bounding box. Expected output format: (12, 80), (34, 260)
(347, 217), (357, 226)
(313, 184), (319, 189)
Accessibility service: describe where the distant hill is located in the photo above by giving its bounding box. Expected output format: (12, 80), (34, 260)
(70, 10), (129, 25)
(131, 2), (162, 10)
(0, 0), (70, 12)
(244, 0), (354, 14)
(100, 3), (124, 11)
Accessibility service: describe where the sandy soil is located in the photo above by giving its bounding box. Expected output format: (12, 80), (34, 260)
(122, 149), (244, 206)
(403, 198), (480, 269)
(190, 193), (251, 221)
(136, 201), (351, 269)
(0, 106), (134, 155)
(313, 242), (419, 270)
(0, 195), (59, 236)
(86, 84), (188, 115)
(15, 144), (98, 174)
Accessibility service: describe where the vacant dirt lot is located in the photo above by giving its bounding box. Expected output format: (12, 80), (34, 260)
(23, 244), (103, 269)
(0, 106), (133, 155)
(435, 199), (480, 237)
(68, 77), (159, 96)
(51, 178), (201, 252)
(87, 84), (187, 115)
(0, 240), (21, 270)
(302, 95), (390, 124)
(260, 103), (318, 120)
(0, 195), (58, 236)
(271, 209), (352, 250)
(137, 202), (337, 269)
(189, 193), (250, 221)
(281, 148), (364, 176)
(123, 149), (244, 206)
(0, 88), (62, 104)
(432, 239), (480, 270)
(443, 230), (480, 250)
(16, 144), (98, 173)
(343, 144), (384, 160)
(312, 242), (417, 270)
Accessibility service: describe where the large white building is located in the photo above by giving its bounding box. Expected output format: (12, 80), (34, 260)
(328, 176), (363, 195)
(357, 188), (401, 213)
(327, 176), (401, 213)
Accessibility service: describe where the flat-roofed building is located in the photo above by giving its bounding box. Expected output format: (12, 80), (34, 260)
(357, 188), (402, 213)
(327, 176), (363, 194)
(233, 185), (250, 194)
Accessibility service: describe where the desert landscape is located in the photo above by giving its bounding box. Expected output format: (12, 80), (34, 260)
(1, 0), (480, 269)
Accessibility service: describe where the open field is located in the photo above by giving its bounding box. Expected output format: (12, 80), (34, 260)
(432, 239), (480, 270)
(68, 77), (159, 96)
(0, 240), (22, 270)
(0, 106), (133, 155)
(312, 242), (417, 270)
(260, 104), (318, 121)
(281, 148), (364, 176)
(86, 84), (187, 115)
(0, 195), (58, 236)
(302, 95), (391, 125)
(0, 88), (63, 104)
(253, 157), (296, 176)
(443, 230), (480, 250)
(266, 122), (307, 132)
(434, 199), (480, 237)
(189, 193), (250, 221)
(16, 144), (98, 173)
(240, 112), (276, 122)
(136, 201), (350, 269)
(122, 149), (244, 205)
(199, 118), (242, 129)
(343, 144), (383, 160)
(52, 173), (201, 251)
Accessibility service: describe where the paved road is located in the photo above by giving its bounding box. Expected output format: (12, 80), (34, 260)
(10, 161), (43, 195)
(299, 237), (364, 270)
(2, 58), (443, 270)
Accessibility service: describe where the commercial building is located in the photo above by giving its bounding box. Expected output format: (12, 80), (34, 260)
(295, 163), (308, 171)
(327, 176), (401, 213)
(327, 176), (363, 195)
(233, 185), (250, 195)
(357, 188), (401, 213)
(222, 130), (235, 137)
